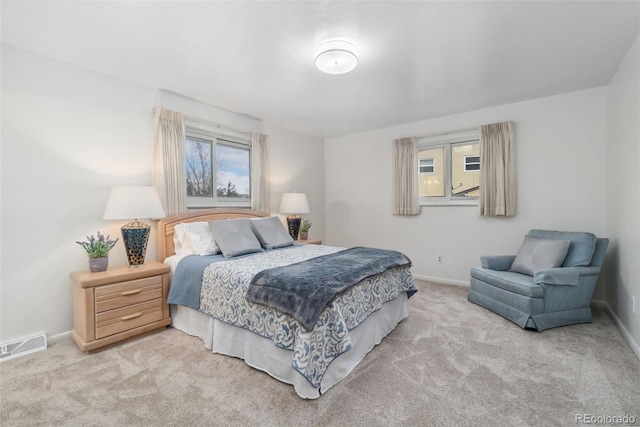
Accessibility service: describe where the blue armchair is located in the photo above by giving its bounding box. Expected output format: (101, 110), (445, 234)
(468, 230), (609, 331)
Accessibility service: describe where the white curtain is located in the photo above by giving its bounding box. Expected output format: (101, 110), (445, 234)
(392, 137), (420, 215)
(152, 108), (187, 216)
(479, 121), (516, 216)
(251, 133), (270, 213)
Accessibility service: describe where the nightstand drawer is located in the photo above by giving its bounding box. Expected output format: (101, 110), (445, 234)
(95, 298), (163, 339)
(95, 276), (163, 313)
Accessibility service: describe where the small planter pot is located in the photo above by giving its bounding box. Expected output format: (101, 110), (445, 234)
(89, 257), (109, 272)
(299, 231), (308, 240)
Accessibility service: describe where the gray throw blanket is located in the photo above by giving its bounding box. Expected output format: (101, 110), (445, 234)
(246, 247), (414, 330)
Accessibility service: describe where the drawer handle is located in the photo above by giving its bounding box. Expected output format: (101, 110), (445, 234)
(120, 289), (142, 296)
(121, 312), (142, 321)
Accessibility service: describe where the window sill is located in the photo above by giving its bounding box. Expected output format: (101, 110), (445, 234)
(421, 201), (478, 207)
(187, 202), (251, 209)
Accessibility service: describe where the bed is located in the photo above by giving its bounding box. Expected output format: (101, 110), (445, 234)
(157, 208), (417, 399)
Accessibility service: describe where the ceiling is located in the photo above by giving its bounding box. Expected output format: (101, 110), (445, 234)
(2, 1), (639, 139)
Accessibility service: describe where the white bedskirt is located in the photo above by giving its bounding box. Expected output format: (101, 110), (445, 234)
(170, 293), (409, 399)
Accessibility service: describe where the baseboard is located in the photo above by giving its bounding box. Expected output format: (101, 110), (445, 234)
(603, 303), (640, 361)
(413, 274), (469, 287)
(47, 331), (71, 346)
(591, 299), (606, 308)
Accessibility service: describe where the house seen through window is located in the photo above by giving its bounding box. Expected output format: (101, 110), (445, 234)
(417, 130), (480, 204)
(185, 130), (251, 208)
(465, 155), (480, 171)
(419, 158), (435, 173)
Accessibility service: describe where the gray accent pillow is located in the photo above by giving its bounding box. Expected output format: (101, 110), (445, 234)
(208, 219), (263, 259)
(509, 235), (571, 276)
(250, 216), (294, 250)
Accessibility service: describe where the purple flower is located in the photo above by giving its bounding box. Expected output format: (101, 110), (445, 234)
(76, 231), (118, 258)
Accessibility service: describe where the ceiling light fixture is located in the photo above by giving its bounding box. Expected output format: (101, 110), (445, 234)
(314, 39), (358, 75)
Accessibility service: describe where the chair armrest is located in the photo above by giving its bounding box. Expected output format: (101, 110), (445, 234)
(480, 255), (516, 271)
(534, 266), (601, 286)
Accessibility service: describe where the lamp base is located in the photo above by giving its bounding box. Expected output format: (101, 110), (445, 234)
(121, 220), (150, 267)
(286, 215), (302, 240)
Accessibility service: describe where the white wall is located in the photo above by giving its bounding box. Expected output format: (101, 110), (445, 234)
(0, 45), (324, 344)
(263, 122), (325, 240)
(325, 88), (609, 297)
(606, 34), (640, 354)
(1, 44), (157, 344)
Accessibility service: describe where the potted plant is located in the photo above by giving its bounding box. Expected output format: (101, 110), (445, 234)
(299, 219), (312, 240)
(76, 231), (118, 272)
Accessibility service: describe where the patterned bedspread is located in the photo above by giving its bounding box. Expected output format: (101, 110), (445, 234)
(193, 244), (416, 387)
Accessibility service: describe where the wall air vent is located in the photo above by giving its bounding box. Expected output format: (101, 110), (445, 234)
(0, 333), (47, 362)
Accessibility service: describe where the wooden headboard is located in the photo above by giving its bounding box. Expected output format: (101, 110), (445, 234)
(157, 208), (268, 261)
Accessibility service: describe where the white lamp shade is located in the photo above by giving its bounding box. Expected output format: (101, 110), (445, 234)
(315, 39), (358, 75)
(103, 186), (166, 220)
(279, 193), (310, 214)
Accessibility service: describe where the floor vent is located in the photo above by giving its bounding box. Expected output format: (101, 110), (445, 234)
(0, 333), (47, 362)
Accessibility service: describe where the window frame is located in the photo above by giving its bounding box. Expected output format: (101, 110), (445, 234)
(185, 126), (252, 209)
(416, 130), (480, 206)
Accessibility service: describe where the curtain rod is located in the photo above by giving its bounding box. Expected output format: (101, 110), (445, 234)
(183, 115), (253, 136)
(415, 125), (479, 139)
(152, 107), (254, 136)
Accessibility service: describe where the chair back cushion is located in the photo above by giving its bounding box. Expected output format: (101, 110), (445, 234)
(528, 229), (597, 267)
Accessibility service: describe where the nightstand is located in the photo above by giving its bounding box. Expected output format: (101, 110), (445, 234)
(297, 238), (323, 245)
(70, 261), (171, 352)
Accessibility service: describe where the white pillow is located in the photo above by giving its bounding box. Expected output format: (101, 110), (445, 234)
(173, 222), (219, 256)
(173, 223), (194, 255)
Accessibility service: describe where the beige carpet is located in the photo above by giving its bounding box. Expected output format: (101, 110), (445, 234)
(1, 281), (638, 427)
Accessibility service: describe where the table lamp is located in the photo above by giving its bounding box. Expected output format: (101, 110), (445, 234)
(103, 186), (166, 267)
(279, 192), (310, 240)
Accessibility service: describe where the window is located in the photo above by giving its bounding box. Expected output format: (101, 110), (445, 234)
(185, 129), (251, 208)
(418, 148), (445, 197)
(419, 158), (435, 173)
(465, 156), (480, 171)
(417, 130), (480, 205)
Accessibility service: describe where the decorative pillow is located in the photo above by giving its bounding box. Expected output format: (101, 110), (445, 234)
(173, 223), (195, 255)
(509, 235), (571, 276)
(173, 222), (219, 256)
(209, 218), (263, 258)
(250, 216), (294, 250)
(185, 221), (219, 256)
(527, 229), (597, 267)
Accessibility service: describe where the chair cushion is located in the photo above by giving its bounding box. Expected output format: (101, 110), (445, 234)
(528, 230), (597, 267)
(471, 267), (544, 298)
(509, 236), (570, 276)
